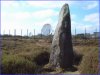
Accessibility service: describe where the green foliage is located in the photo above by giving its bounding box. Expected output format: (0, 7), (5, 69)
(2, 55), (37, 74)
(79, 49), (99, 74)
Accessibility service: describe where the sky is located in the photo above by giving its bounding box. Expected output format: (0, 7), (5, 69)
(1, 0), (99, 36)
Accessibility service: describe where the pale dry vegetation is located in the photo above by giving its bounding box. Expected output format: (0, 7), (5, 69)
(1, 37), (99, 74)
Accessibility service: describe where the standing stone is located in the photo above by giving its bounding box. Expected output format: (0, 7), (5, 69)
(49, 4), (74, 69)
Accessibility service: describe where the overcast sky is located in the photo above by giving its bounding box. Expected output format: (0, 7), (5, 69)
(1, 0), (99, 36)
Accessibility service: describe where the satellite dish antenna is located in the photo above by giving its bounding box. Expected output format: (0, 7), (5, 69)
(41, 24), (52, 36)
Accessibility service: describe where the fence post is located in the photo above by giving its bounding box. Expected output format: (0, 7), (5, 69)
(14, 29), (16, 36)
(75, 27), (76, 43)
(27, 29), (28, 38)
(34, 29), (35, 39)
(14, 29), (16, 48)
(3, 30), (5, 35)
(41, 30), (42, 39)
(21, 29), (22, 39)
(8, 29), (10, 40)
(95, 28), (97, 40)
(85, 27), (86, 41)
(49, 29), (50, 37)
(3, 30), (5, 40)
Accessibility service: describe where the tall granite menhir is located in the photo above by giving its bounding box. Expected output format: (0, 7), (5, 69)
(49, 4), (74, 69)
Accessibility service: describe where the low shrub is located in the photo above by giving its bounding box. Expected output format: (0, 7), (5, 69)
(2, 55), (37, 74)
(73, 50), (83, 65)
(17, 46), (50, 63)
(79, 49), (99, 74)
(34, 51), (50, 66)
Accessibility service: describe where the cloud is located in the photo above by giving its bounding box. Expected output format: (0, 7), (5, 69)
(1, 9), (58, 24)
(26, 1), (74, 9)
(1, 9), (55, 35)
(71, 20), (99, 34)
(83, 1), (98, 10)
(83, 13), (99, 25)
(1, 1), (20, 8)
(71, 14), (76, 20)
(1, 1), (74, 10)
(31, 9), (59, 20)
(1, 1), (99, 35)
(1, 12), (31, 23)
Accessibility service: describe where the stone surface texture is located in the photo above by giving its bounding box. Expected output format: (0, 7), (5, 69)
(49, 4), (74, 69)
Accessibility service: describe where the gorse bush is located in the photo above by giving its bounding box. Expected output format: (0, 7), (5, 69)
(2, 55), (37, 74)
(79, 48), (99, 74)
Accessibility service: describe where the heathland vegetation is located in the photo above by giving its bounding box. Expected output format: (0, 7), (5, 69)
(1, 36), (99, 74)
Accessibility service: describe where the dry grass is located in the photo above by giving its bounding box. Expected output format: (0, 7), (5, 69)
(78, 46), (99, 74)
(1, 37), (99, 74)
(1, 38), (50, 74)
